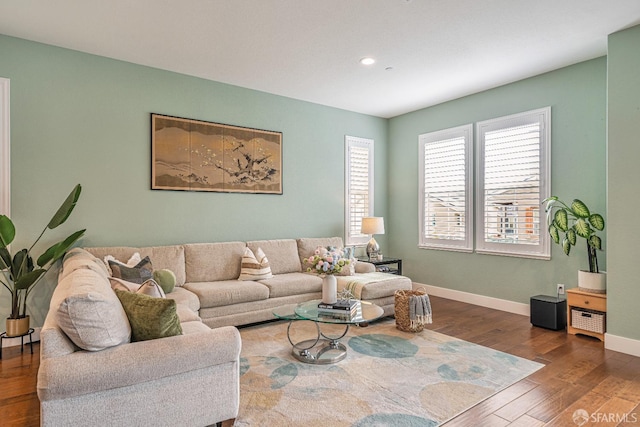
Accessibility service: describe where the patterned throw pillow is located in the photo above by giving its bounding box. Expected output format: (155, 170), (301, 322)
(238, 247), (273, 281)
(115, 290), (182, 342)
(109, 256), (153, 284)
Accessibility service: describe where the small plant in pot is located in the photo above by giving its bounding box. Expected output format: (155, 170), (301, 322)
(0, 184), (85, 337)
(543, 196), (606, 293)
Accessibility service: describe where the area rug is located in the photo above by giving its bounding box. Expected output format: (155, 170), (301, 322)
(235, 318), (542, 426)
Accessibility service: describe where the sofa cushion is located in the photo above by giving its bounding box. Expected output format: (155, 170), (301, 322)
(184, 242), (246, 282)
(85, 245), (187, 286)
(183, 280), (269, 309)
(247, 239), (301, 274)
(52, 268), (131, 351)
(256, 272), (322, 298)
(166, 286), (200, 312)
(58, 248), (110, 282)
(336, 272), (412, 300)
(115, 290), (183, 342)
(238, 247), (273, 281)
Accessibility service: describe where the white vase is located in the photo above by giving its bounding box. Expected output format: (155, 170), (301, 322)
(578, 270), (606, 294)
(322, 275), (337, 304)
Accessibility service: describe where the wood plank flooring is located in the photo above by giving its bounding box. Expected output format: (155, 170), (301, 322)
(1, 295), (638, 426)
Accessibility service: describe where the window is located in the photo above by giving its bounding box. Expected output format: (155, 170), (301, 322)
(419, 124), (473, 252)
(0, 78), (9, 218)
(345, 136), (374, 246)
(476, 107), (550, 259)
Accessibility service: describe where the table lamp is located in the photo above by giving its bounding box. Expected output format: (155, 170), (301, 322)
(361, 217), (385, 260)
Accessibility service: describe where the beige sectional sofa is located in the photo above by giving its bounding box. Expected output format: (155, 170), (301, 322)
(85, 236), (412, 329)
(37, 247), (241, 427)
(37, 236), (411, 426)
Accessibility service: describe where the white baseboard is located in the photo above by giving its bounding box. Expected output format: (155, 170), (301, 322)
(1, 327), (40, 348)
(413, 282), (530, 316)
(416, 282), (640, 358)
(605, 333), (640, 358)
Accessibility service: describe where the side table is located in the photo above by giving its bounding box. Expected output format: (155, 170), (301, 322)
(566, 288), (606, 341)
(0, 328), (35, 359)
(357, 256), (402, 275)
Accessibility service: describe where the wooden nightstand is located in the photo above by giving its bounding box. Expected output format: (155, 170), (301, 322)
(566, 288), (606, 341)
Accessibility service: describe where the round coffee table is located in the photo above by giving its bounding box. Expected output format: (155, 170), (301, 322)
(273, 299), (384, 364)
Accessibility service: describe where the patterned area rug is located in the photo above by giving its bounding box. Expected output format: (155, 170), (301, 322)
(235, 318), (542, 426)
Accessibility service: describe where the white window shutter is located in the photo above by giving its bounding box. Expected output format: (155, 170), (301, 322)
(345, 136), (374, 246)
(419, 124), (473, 252)
(476, 107), (551, 259)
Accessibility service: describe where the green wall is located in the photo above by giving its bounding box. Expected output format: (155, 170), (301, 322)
(387, 58), (607, 304)
(0, 35), (388, 325)
(607, 24), (640, 341)
(3, 31), (636, 346)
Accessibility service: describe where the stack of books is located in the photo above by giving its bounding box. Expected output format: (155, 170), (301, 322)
(317, 299), (358, 319)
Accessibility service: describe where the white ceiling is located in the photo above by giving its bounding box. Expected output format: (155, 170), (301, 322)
(1, 0), (639, 118)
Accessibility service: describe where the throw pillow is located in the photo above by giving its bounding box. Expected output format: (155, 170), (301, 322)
(238, 247), (273, 281)
(115, 289), (182, 342)
(109, 256), (153, 284)
(103, 252), (142, 275)
(153, 269), (176, 294)
(109, 277), (166, 299)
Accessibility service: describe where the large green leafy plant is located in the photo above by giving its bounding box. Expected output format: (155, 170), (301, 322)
(0, 184), (85, 319)
(543, 197), (605, 273)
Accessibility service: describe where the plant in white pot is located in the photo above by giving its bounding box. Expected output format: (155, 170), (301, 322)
(0, 184), (85, 336)
(543, 196), (606, 293)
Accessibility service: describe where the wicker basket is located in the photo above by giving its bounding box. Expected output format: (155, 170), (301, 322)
(395, 288), (427, 332)
(571, 308), (606, 334)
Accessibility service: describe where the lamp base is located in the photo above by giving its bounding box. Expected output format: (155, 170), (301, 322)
(366, 237), (380, 260)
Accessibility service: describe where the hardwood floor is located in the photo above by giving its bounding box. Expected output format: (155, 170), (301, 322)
(1, 295), (638, 426)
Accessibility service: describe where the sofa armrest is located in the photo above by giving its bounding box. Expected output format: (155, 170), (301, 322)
(37, 326), (241, 401)
(355, 261), (375, 273)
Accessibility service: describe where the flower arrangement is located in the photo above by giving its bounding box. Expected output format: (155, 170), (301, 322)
(305, 246), (350, 275)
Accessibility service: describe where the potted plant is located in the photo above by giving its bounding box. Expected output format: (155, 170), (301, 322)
(543, 196), (606, 293)
(0, 184), (85, 336)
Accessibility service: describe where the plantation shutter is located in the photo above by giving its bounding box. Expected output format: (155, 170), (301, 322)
(419, 125), (473, 252)
(345, 136), (374, 246)
(476, 107), (550, 258)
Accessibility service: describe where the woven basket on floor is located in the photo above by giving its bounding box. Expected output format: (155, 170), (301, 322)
(395, 288), (427, 332)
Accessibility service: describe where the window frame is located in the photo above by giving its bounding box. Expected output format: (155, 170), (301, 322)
(344, 135), (374, 246)
(0, 78), (9, 218)
(475, 107), (551, 259)
(418, 124), (474, 252)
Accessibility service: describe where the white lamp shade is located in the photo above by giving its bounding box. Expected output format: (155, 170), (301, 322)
(361, 217), (385, 235)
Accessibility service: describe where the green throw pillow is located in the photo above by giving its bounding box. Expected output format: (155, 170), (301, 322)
(153, 269), (176, 294)
(115, 289), (182, 342)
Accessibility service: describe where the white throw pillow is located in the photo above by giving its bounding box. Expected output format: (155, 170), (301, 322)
(109, 277), (166, 298)
(238, 247), (273, 281)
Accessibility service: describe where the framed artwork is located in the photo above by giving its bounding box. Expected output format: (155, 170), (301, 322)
(151, 114), (282, 194)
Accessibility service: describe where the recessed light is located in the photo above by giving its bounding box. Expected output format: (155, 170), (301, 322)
(360, 57), (376, 66)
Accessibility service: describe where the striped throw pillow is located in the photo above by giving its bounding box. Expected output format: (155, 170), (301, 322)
(238, 247), (273, 281)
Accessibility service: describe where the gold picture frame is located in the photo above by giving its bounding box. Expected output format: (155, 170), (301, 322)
(151, 114), (282, 194)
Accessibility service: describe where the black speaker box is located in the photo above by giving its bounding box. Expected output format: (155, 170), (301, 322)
(530, 295), (566, 330)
